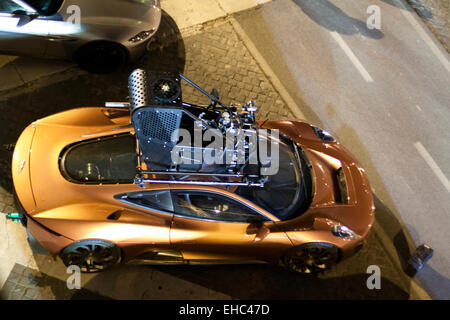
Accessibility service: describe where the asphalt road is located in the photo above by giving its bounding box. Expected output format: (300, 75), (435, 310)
(234, 0), (450, 299)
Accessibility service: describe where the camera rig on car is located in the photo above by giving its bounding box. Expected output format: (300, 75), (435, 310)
(106, 69), (272, 189)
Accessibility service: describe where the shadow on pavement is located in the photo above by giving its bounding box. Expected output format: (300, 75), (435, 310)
(151, 264), (408, 299)
(1, 262), (111, 300)
(1, 258), (409, 300)
(0, 10), (185, 194)
(292, 0), (384, 39)
(373, 197), (414, 272)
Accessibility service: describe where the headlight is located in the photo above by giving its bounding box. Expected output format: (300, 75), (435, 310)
(331, 224), (360, 240)
(312, 126), (335, 142)
(128, 30), (156, 43)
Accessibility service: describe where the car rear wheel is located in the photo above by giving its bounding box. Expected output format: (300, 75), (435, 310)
(283, 242), (339, 274)
(60, 240), (121, 273)
(75, 41), (127, 74)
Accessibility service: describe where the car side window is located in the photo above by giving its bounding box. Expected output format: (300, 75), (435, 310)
(117, 190), (174, 213)
(0, 1), (23, 13)
(173, 191), (268, 223)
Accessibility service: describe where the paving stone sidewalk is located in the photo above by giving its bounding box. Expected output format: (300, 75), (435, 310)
(0, 14), (413, 300)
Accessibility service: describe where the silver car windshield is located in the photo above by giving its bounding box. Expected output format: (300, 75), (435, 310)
(21, 0), (62, 15)
(0, 0), (23, 13)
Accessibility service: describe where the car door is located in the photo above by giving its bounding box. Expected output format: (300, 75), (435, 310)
(113, 189), (176, 261)
(169, 190), (293, 263)
(45, 14), (81, 59)
(0, 0), (48, 57)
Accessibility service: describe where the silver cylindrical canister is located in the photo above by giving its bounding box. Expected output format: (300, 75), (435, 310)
(128, 68), (149, 113)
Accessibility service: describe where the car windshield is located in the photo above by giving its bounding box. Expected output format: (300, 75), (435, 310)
(236, 137), (313, 221)
(23, 0), (62, 15)
(0, 0), (23, 13)
(60, 133), (137, 184)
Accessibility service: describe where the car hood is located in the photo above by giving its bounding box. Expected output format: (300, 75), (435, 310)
(261, 120), (375, 236)
(55, 0), (161, 29)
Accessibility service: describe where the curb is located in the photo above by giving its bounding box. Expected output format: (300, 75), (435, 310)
(229, 17), (306, 120)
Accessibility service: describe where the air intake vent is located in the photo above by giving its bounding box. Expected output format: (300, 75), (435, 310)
(132, 108), (183, 169)
(334, 168), (349, 204)
(135, 109), (182, 142)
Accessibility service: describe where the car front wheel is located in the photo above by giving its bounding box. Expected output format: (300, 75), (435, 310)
(75, 41), (128, 74)
(60, 240), (121, 273)
(283, 242), (339, 274)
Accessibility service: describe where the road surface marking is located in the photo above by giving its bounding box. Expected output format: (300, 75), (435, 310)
(330, 31), (374, 83)
(414, 142), (450, 193)
(416, 105), (422, 111)
(394, 0), (450, 73)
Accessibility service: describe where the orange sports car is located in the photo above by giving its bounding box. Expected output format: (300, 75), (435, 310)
(11, 69), (374, 273)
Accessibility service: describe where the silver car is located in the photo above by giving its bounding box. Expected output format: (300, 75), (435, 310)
(0, 0), (161, 72)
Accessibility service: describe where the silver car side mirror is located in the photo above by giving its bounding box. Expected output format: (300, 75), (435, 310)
(13, 10), (38, 27)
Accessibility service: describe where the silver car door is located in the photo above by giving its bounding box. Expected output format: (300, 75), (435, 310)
(45, 17), (82, 59)
(0, 0), (48, 57)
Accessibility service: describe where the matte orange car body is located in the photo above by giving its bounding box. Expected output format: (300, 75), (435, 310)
(12, 106), (375, 269)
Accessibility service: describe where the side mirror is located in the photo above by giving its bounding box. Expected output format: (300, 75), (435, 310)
(13, 10), (38, 27)
(12, 9), (27, 15)
(255, 225), (270, 241)
(246, 222), (270, 242)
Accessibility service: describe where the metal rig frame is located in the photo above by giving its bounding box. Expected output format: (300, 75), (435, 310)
(108, 70), (267, 189)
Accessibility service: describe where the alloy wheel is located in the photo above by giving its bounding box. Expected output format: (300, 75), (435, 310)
(284, 243), (339, 274)
(60, 240), (120, 273)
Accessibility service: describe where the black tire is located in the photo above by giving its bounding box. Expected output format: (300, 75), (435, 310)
(283, 242), (340, 274)
(60, 240), (121, 273)
(75, 41), (127, 74)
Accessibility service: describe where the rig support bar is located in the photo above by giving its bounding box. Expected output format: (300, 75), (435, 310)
(134, 177), (264, 188)
(140, 170), (259, 178)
